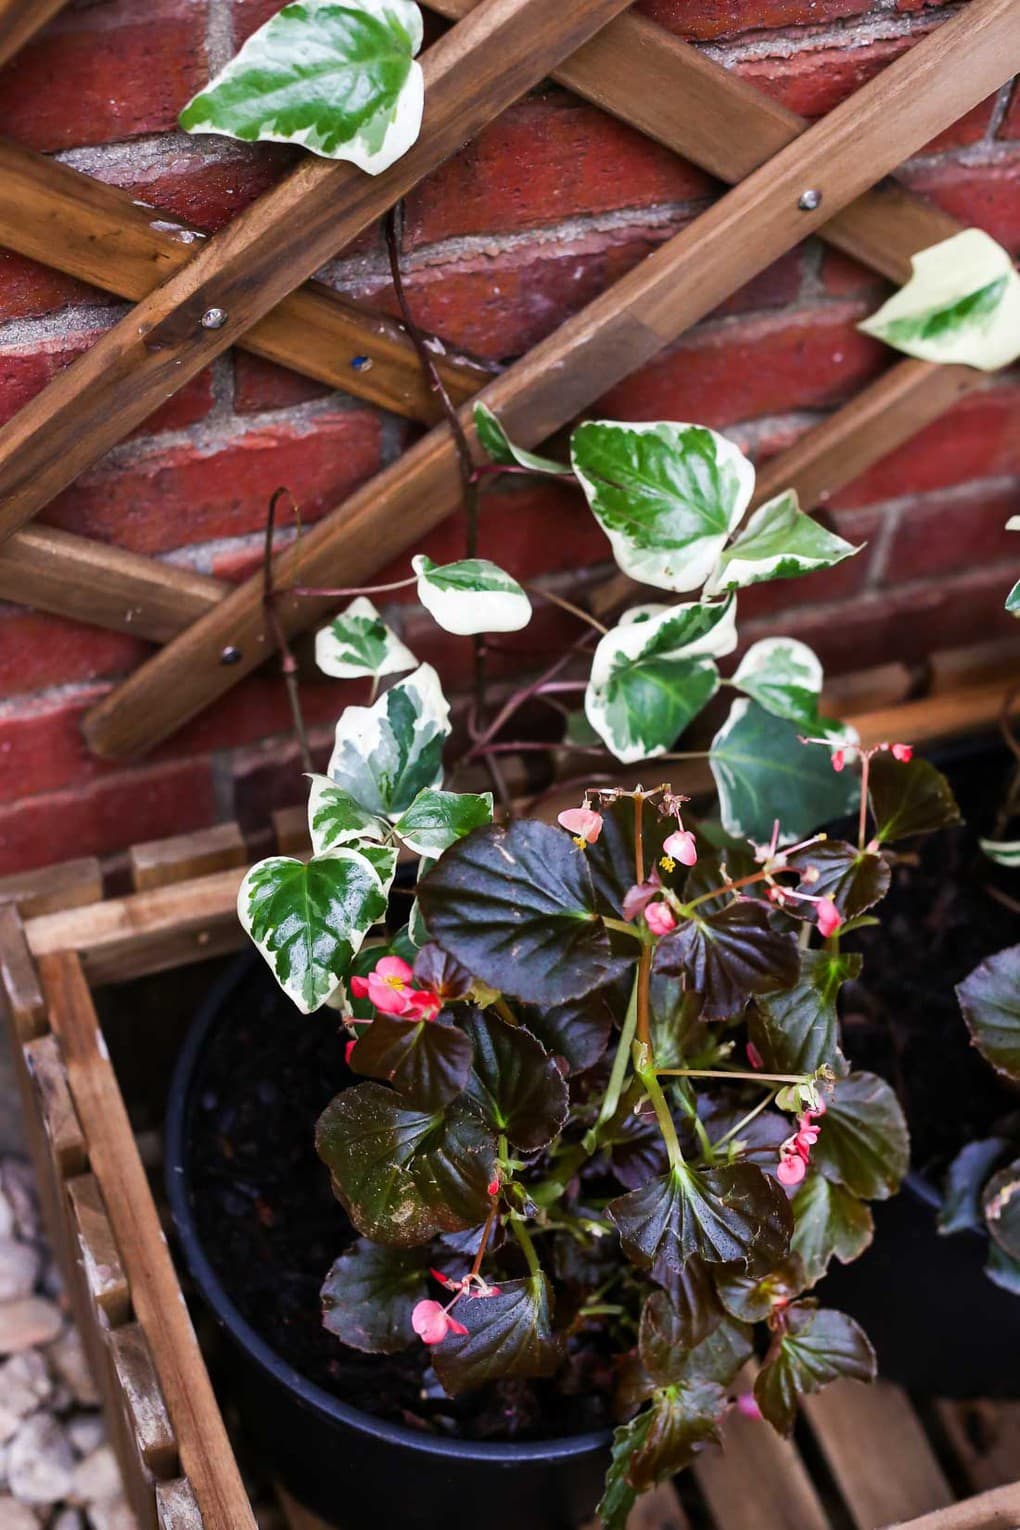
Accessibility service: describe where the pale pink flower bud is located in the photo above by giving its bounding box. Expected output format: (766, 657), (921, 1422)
(412, 1300), (467, 1345)
(891, 743), (913, 762)
(645, 901), (677, 936)
(557, 807), (604, 844)
(777, 1154), (807, 1187)
(746, 1042), (765, 1071)
(736, 1394), (762, 1420)
(816, 897), (843, 938)
(831, 749), (846, 773)
(662, 829), (697, 867)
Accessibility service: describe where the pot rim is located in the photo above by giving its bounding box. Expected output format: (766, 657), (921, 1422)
(165, 951), (612, 1467)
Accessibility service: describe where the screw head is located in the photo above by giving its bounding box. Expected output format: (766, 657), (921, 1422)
(798, 188), (822, 212)
(219, 645), (243, 665)
(202, 307), (228, 330)
(351, 354), (373, 372)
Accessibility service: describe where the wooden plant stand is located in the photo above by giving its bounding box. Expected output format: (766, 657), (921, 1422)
(1, 661), (1019, 1530)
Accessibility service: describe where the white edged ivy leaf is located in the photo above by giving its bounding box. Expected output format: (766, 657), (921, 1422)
(473, 404), (567, 476)
(315, 596), (417, 680)
(707, 490), (860, 596)
(607, 1162), (793, 1277)
(179, 0), (425, 173)
(432, 1276), (565, 1395)
(710, 700), (858, 845)
(956, 944), (1020, 1082)
(392, 788), (493, 857)
(571, 421), (755, 593)
(1007, 578), (1020, 616)
(858, 229), (1020, 372)
(584, 597), (736, 764)
(412, 553), (532, 636)
(790, 1175), (873, 1285)
(813, 1071), (910, 1201)
(358, 841), (398, 900)
(328, 663), (450, 818)
(321, 1239), (429, 1353)
(753, 1306), (875, 1436)
(730, 637), (840, 735)
(981, 836), (1020, 867)
(307, 774), (389, 853)
(750, 948), (861, 1074)
(238, 848), (388, 1013)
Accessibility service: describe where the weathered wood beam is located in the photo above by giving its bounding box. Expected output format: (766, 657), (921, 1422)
(0, 0), (69, 69)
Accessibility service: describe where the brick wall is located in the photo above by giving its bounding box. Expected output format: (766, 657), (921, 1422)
(0, 0), (1017, 875)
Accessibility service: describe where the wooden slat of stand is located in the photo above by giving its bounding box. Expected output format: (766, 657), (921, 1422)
(130, 824), (248, 893)
(83, 0), (1020, 761)
(936, 1401), (1020, 1497)
(66, 1171), (131, 1327)
(0, 0), (635, 543)
(156, 1479), (205, 1530)
(0, 900), (47, 1038)
(803, 1380), (954, 1529)
(40, 949), (258, 1530)
(693, 1400), (828, 1530)
(22, 1031), (87, 1175)
(0, 0), (69, 68)
(110, 1323), (180, 1479)
(892, 1483), (1020, 1530)
(0, 855), (103, 918)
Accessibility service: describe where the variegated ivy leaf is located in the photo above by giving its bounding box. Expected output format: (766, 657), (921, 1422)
(412, 555), (532, 636)
(859, 229), (1020, 372)
(730, 637), (842, 736)
(584, 598), (736, 764)
(980, 836), (1020, 869)
(315, 597), (417, 680)
(238, 849), (388, 1013)
(179, 0), (425, 174)
(392, 788), (493, 857)
(571, 421), (755, 593)
(706, 490), (860, 596)
(328, 664), (450, 819)
(307, 774), (389, 854)
(1007, 578), (1020, 617)
(473, 404), (567, 476)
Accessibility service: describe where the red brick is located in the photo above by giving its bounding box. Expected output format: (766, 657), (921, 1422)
(0, 688), (112, 802)
(598, 303), (886, 428)
(736, 39), (911, 121)
(819, 248), (890, 303)
(899, 155), (1020, 254)
(232, 353), (333, 415)
(40, 410), (382, 554)
(0, 757), (217, 877)
(0, 332), (214, 435)
(0, 251), (112, 326)
(637, 0), (873, 41)
(882, 483), (1020, 583)
(0, 607), (146, 698)
(0, 1), (210, 153)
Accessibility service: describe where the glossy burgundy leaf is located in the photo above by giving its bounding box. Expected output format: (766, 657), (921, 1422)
(431, 1276), (564, 1395)
(786, 839), (890, 920)
(460, 1010), (569, 1152)
(868, 753), (961, 843)
(608, 1163), (793, 1276)
(321, 1239), (428, 1354)
(349, 1012), (474, 1110)
(654, 900), (799, 1021)
(754, 1306), (875, 1435)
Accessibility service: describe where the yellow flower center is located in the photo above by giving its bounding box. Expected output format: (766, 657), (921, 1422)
(660, 855), (675, 873)
(573, 835), (588, 850)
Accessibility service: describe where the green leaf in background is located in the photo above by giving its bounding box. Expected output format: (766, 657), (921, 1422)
(584, 598), (735, 764)
(729, 637), (839, 735)
(1007, 578), (1020, 616)
(321, 1239), (428, 1353)
(316, 1081), (497, 1245)
(982, 1160), (1020, 1261)
(790, 1174), (873, 1285)
(392, 788), (493, 857)
(417, 820), (629, 1005)
(710, 700), (858, 845)
(598, 1378), (727, 1529)
(859, 229), (1020, 371)
(608, 1162), (793, 1276)
(473, 403), (568, 476)
(306, 775), (389, 854)
(653, 900), (799, 1022)
(238, 849), (388, 1012)
(754, 1306), (875, 1435)
(460, 1010), (569, 1152)
(813, 1071), (910, 1201)
(349, 1012), (474, 1109)
(980, 836), (1020, 868)
(785, 840), (891, 922)
(571, 421), (755, 593)
(328, 663), (450, 818)
(750, 948), (860, 1074)
(706, 491), (860, 596)
(939, 1138), (1012, 1235)
(315, 596), (417, 679)
(412, 554), (532, 636)
(956, 945), (1020, 1081)
(180, 0), (425, 172)
(432, 1276), (564, 1395)
(987, 1242), (1020, 1297)
(868, 753), (962, 843)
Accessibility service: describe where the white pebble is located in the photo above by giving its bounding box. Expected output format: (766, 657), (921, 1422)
(0, 1496), (38, 1530)
(7, 1413), (74, 1504)
(0, 1298), (62, 1356)
(71, 1446), (120, 1507)
(67, 1416), (105, 1458)
(0, 1350), (52, 1441)
(47, 1328), (99, 1407)
(0, 1241), (40, 1304)
(0, 1166), (40, 1244)
(86, 1500), (137, 1530)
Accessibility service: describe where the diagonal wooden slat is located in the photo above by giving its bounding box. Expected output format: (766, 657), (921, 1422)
(0, 138), (491, 423)
(0, 0), (637, 544)
(0, 0), (69, 69)
(81, 0), (1020, 759)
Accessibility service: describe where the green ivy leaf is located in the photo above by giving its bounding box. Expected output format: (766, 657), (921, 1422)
(939, 1138), (1011, 1235)
(472, 404), (567, 476)
(392, 788), (493, 858)
(320, 1239), (428, 1353)
(460, 1011), (569, 1152)
(790, 1175), (874, 1285)
(653, 900), (799, 1022)
(349, 1013), (474, 1110)
(571, 421), (755, 593)
(417, 820), (629, 1006)
(868, 753), (962, 843)
(315, 597), (417, 680)
(328, 664), (450, 819)
(180, 0), (425, 172)
(707, 490), (861, 596)
(316, 1082), (496, 1245)
(238, 849), (388, 1013)
(598, 1378), (727, 1528)
(608, 1163), (792, 1277)
(786, 839), (891, 922)
(412, 554), (532, 636)
(983, 1160), (1020, 1261)
(584, 598), (735, 764)
(729, 637), (840, 735)
(306, 775), (389, 854)
(1007, 579), (1020, 617)
(750, 949), (861, 1074)
(956, 944), (1020, 1082)
(754, 1306), (875, 1435)
(431, 1275), (564, 1395)
(710, 701), (858, 845)
(813, 1071), (910, 1201)
(980, 836), (1020, 868)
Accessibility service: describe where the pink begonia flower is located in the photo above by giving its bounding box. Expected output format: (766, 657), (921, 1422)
(891, 742), (913, 762)
(816, 897), (843, 938)
(350, 957), (440, 1020)
(831, 749), (846, 773)
(487, 1176), (501, 1198)
(344, 1038), (357, 1066)
(411, 1300), (468, 1345)
(746, 1042), (765, 1071)
(736, 1394), (762, 1420)
(645, 901), (677, 936)
(662, 828), (698, 867)
(558, 806), (603, 845)
(622, 870), (661, 922)
(777, 1154), (807, 1187)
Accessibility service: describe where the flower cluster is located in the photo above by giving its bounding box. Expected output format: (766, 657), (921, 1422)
(777, 1100), (826, 1187)
(350, 955), (440, 1019)
(411, 1270), (501, 1347)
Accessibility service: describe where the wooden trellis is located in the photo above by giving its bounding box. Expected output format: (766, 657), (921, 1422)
(0, 0), (1014, 758)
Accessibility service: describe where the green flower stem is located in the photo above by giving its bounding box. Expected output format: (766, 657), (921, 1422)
(710, 1090), (777, 1152)
(602, 917), (645, 942)
(635, 1043), (684, 1170)
(493, 996), (519, 1027)
(510, 1216), (542, 1279)
(584, 969), (640, 1153)
(656, 1067), (811, 1085)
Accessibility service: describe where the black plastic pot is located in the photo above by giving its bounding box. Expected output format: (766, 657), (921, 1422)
(165, 955), (611, 1530)
(821, 1172), (1020, 1398)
